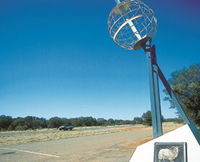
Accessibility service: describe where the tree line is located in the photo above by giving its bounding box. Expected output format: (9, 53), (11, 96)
(0, 112), (183, 131)
(0, 115), (133, 131)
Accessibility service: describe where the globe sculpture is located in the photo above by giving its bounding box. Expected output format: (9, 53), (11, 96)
(108, 0), (157, 50)
(107, 0), (200, 143)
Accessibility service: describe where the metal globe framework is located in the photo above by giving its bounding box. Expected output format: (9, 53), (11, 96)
(108, 0), (157, 50)
(107, 0), (200, 144)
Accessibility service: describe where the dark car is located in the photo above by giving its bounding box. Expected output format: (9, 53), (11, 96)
(58, 125), (74, 131)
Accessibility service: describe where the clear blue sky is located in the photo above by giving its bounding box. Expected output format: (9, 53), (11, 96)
(0, 0), (199, 119)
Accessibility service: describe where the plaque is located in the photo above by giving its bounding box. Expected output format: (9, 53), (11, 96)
(154, 142), (187, 162)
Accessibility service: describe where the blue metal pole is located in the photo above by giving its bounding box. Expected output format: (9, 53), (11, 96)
(145, 43), (163, 138)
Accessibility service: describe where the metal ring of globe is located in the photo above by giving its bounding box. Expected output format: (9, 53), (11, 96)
(108, 0), (157, 50)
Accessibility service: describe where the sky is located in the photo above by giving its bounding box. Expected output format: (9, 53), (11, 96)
(0, 0), (200, 120)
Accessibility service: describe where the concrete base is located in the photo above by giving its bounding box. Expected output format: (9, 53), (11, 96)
(130, 125), (200, 162)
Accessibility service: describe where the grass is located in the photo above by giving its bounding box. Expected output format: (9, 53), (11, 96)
(0, 122), (183, 146)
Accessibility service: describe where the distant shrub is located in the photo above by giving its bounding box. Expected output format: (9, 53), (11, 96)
(0, 115), (13, 130)
(15, 125), (28, 130)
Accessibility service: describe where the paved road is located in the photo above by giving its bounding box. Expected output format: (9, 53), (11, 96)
(0, 127), (152, 162)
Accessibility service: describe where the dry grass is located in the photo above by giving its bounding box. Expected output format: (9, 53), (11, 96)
(125, 137), (153, 150)
(0, 126), (132, 146)
(0, 122), (183, 146)
(162, 122), (184, 133)
(121, 122), (184, 151)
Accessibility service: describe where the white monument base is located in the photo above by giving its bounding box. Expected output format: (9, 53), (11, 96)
(130, 125), (200, 162)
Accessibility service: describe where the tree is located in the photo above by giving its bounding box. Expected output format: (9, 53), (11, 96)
(114, 119), (124, 125)
(165, 64), (200, 126)
(11, 117), (28, 130)
(97, 118), (107, 126)
(133, 117), (143, 124)
(0, 115), (13, 130)
(107, 118), (115, 125)
(142, 111), (152, 126)
(84, 117), (97, 126)
(48, 117), (64, 128)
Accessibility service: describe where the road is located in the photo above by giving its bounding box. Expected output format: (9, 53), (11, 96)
(0, 127), (152, 162)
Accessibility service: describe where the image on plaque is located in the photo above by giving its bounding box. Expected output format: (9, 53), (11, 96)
(154, 142), (187, 162)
